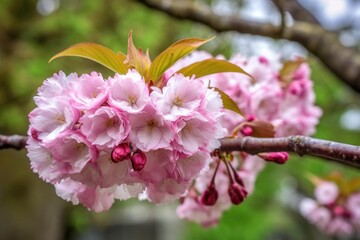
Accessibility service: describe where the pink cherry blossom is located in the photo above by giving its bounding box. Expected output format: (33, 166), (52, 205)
(173, 114), (217, 155)
(308, 206), (332, 230)
(114, 183), (145, 201)
(55, 178), (118, 212)
(299, 198), (318, 217)
(77, 185), (118, 212)
(327, 217), (354, 236)
(132, 149), (173, 184)
(299, 180), (360, 236)
(79, 106), (130, 149)
(145, 178), (191, 204)
(129, 104), (173, 151)
(48, 131), (98, 174)
(347, 193), (360, 218)
(314, 181), (339, 205)
(108, 70), (150, 113)
(55, 178), (85, 205)
(151, 74), (205, 121)
(171, 151), (211, 182)
(69, 72), (108, 110)
(27, 138), (63, 183)
(29, 99), (80, 142)
(69, 152), (131, 188)
(34, 71), (77, 106)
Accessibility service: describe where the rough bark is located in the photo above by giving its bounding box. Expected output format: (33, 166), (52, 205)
(3, 134), (360, 169)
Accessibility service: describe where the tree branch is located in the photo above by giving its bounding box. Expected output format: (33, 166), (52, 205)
(220, 136), (360, 169)
(271, 0), (320, 24)
(2, 134), (360, 169)
(136, 0), (360, 94)
(0, 134), (27, 150)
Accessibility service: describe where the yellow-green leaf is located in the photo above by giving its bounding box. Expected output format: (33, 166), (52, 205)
(149, 37), (214, 82)
(49, 42), (128, 74)
(214, 87), (244, 117)
(344, 177), (360, 195)
(126, 31), (151, 79)
(279, 57), (306, 85)
(177, 59), (253, 79)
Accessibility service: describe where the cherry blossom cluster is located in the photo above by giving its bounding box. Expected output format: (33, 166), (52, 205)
(167, 51), (322, 227)
(300, 180), (360, 236)
(27, 69), (226, 212)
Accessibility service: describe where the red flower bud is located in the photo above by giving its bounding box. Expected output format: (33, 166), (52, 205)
(200, 184), (218, 206)
(228, 183), (247, 205)
(131, 150), (147, 171)
(333, 205), (351, 218)
(240, 126), (253, 136)
(111, 143), (131, 163)
(258, 152), (289, 164)
(246, 115), (255, 122)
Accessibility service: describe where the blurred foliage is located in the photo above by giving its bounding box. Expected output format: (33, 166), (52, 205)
(0, 0), (360, 240)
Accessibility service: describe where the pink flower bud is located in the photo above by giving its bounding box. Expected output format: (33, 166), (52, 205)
(200, 184), (218, 206)
(258, 152), (289, 164)
(333, 205), (351, 218)
(240, 126), (253, 136)
(130, 150), (147, 171)
(30, 128), (40, 141)
(228, 183), (247, 205)
(111, 143), (131, 163)
(246, 115), (255, 122)
(258, 56), (268, 65)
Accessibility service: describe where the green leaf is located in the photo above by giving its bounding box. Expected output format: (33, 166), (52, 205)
(126, 31), (151, 79)
(49, 42), (128, 74)
(149, 37), (214, 82)
(279, 57), (306, 85)
(214, 87), (244, 117)
(176, 59), (253, 79)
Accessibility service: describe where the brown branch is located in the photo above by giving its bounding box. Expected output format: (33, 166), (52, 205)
(0, 134), (27, 150)
(220, 136), (360, 169)
(271, 0), (286, 36)
(2, 134), (360, 169)
(136, 0), (360, 94)
(271, 0), (320, 24)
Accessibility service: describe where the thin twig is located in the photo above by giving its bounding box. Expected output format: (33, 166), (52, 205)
(220, 136), (360, 168)
(0, 134), (27, 150)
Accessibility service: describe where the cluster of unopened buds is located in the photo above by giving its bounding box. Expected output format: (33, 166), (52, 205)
(201, 151), (248, 206)
(26, 34), (322, 226)
(300, 177), (360, 236)
(111, 143), (146, 171)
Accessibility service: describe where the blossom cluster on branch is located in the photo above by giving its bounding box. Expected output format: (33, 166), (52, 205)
(27, 69), (226, 211)
(25, 34), (323, 228)
(170, 51), (321, 226)
(300, 174), (360, 237)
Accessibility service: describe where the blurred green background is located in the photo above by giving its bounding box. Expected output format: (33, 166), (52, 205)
(0, 0), (360, 240)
